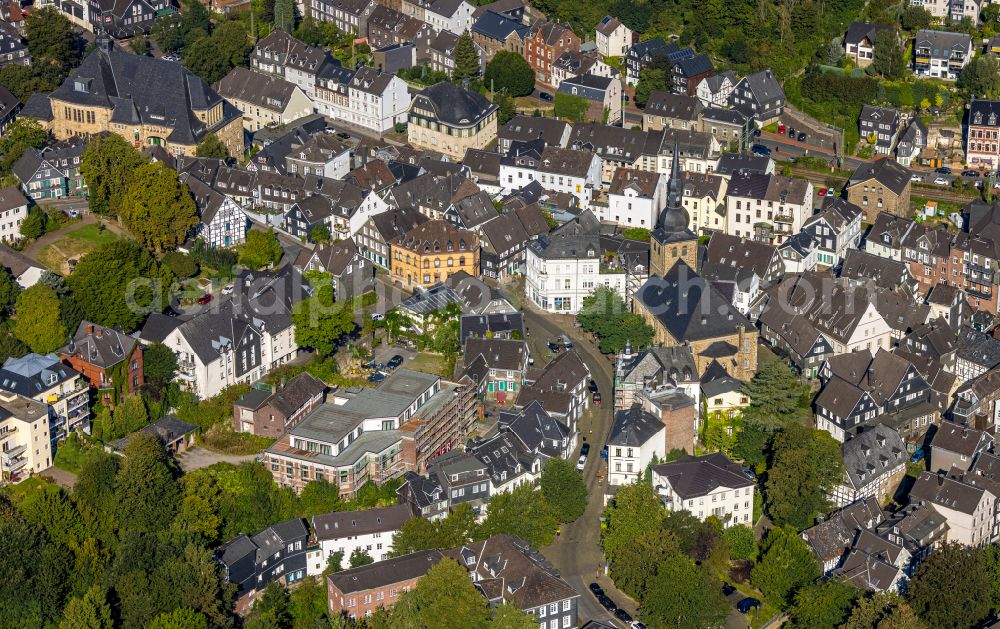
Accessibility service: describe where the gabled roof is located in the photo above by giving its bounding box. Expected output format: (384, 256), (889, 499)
(910, 470), (990, 515)
(464, 337), (527, 371)
(914, 29), (972, 57)
(472, 10), (529, 42)
(596, 15), (623, 36)
(841, 424), (906, 491)
(327, 549), (445, 594)
(839, 249), (909, 292)
(844, 22), (893, 46)
(312, 504), (413, 541)
(930, 422), (992, 459)
(515, 350), (590, 416)
(216, 66), (302, 112)
(414, 81), (497, 127)
(608, 404), (664, 447)
(652, 452), (753, 499)
(60, 320), (137, 369)
(801, 496), (883, 563)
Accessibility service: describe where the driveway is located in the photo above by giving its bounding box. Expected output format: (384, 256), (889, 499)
(40, 466), (78, 489)
(523, 306), (634, 627)
(174, 445), (260, 472)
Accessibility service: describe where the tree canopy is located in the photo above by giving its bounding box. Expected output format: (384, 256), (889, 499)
(764, 422), (843, 529)
(750, 526), (819, 610)
(484, 51), (536, 96)
(67, 240), (173, 331)
(238, 230), (283, 270)
(120, 162), (199, 254)
(292, 285), (356, 356)
(577, 286), (654, 353)
(480, 484), (560, 548)
(740, 360), (812, 431)
(81, 134), (149, 216)
(195, 133), (231, 160)
(641, 553), (730, 629)
(540, 457), (588, 523)
(871, 30), (905, 80)
(908, 542), (991, 628)
(453, 32), (481, 80)
(0, 118), (48, 176)
(12, 284), (66, 354)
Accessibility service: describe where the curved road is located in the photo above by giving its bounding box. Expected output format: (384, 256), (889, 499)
(523, 307), (636, 627)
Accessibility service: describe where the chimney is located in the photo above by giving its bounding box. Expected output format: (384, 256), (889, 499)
(95, 328), (103, 339)
(87, 324), (94, 335)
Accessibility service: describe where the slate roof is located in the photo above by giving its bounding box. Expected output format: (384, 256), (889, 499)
(480, 211), (530, 256)
(845, 21), (893, 46)
(108, 415), (198, 452)
(253, 29), (335, 76)
(608, 405), (664, 447)
(268, 372), (326, 417)
(302, 238), (363, 276)
(60, 320), (137, 369)
(516, 350), (590, 416)
(394, 219), (478, 254)
(849, 157), (910, 196)
(464, 337), (527, 371)
(914, 29), (972, 59)
(312, 504), (413, 541)
(867, 211), (913, 249)
(0, 244), (41, 279)
(910, 470), (989, 515)
(727, 171), (810, 205)
(596, 15), (623, 36)
(609, 168), (660, 197)
(801, 496), (884, 564)
(841, 424), (906, 491)
(0, 186), (27, 213)
(327, 549), (445, 594)
(472, 10), (529, 42)
(839, 249), (909, 292)
(217, 66), (302, 112)
(635, 261), (753, 343)
(138, 313), (184, 344)
(715, 153), (771, 177)
(703, 233), (778, 282)
(931, 422), (991, 458)
(415, 81), (497, 127)
(19, 92), (52, 121)
(368, 207), (429, 242)
(496, 399), (569, 458)
(51, 40), (232, 146)
(0, 353), (80, 397)
(444, 535), (578, 609)
(652, 452), (753, 499)
(956, 325), (1000, 369)
(835, 547), (902, 592)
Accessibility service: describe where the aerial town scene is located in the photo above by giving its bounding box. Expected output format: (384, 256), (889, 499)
(6, 0), (1000, 626)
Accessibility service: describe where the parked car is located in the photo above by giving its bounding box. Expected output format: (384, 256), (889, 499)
(737, 598), (762, 614)
(581, 442), (591, 456)
(817, 187), (827, 197)
(588, 379), (598, 393)
(788, 127), (796, 138)
(615, 609), (633, 623)
(197, 293), (212, 305)
(910, 173), (923, 182)
(539, 92), (553, 101)
(367, 372), (386, 383)
(797, 131), (806, 142)
(577, 454), (587, 471)
(936, 166), (952, 175)
(630, 623), (647, 629)
(963, 170), (980, 177)
(598, 595), (616, 612)
(592, 391), (602, 405)
(934, 177), (949, 185)
(547, 340), (560, 352)
(66, 209), (80, 218)
(386, 355), (404, 370)
(370, 312), (385, 321)
(777, 123), (786, 134)
(910, 447), (925, 463)
(722, 583), (737, 596)
(751, 144), (772, 157)
(560, 335), (573, 349)
(589, 583), (604, 596)
(222, 284), (234, 295)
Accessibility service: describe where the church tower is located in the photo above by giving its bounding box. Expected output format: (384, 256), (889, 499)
(650, 144), (698, 277)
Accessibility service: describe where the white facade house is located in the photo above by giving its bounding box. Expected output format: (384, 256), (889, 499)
(499, 147), (602, 210)
(696, 71), (736, 108)
(346, 67), (411, 133)
(0, 187), (28, 243)
(525, 232), (639, 315)
(606, 406), (665, 487)
(603, 168), (665, 228)
(202, 194), (249, 249)
(595, 16), (632, 58)
(724, 172), (813, 245)
(337, 191), (390, 238)
(651, 453), (756, 527)
(306, 505), (414, 575)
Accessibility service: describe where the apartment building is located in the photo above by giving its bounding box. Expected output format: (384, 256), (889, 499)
(724, 172), (813, 245)
(390, 219), (480, 290)
(0, 186), (28, 243)
(307, 504), (414, 574)
(0, 391), (52, 484)
(407, 82), (498, 160)
(0, 353), (90, 448)
(651, 453), (756, 527)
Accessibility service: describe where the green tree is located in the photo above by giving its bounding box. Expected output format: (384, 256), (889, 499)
(0, 267), (19, 316)
(392, 503), (481, 556)
(80, 134), (148, 216)
(25, 7), (79, 74)
(553, 92), (589, 122)
(238, 229), (283, 269)
(309, 224), (331, 244)
(788, 580), (858, 628)
(273, 0), (294, 31)
(12, 284), (66, 354)
(732, 421), (770, 469)
(721, 524), (756, 561)
(750, 526), (819, 609)
(151, 14), (185, 53)
(480, 484), (560, 548)
(484, 51), (535, 96)
(183, 38), (232, 85)
(298, 480), (344, 518)
(120, 162), (199, 254)
(0, 330), (28, 364)
(18, 207), (49, 240)
(104, 395), (149, 441)
(0, 118), (48, 175)
(871, 30), (904, 80)
(67, 240), (172, 330)
(602, 482), (663, 560)
(162, 251), (199, 279)
(322, 550), (345, 575)
(129, 35), (151, 56)
(288, 576), (328, 627)
(540, 457), (588, 523)
(349, 548), (374, 568)
(959, 54), (1000, 99)
(608, 528), (679, 600)
(764, 423), (843, 529)
(490, 604), (536, 628)
(640, 553), (730, 629)
(195, 132), (231, 160)
(390, 559), (491, 628)
(842, 592), (925, 629)
(740, 360), (811, 431)
(908, 542), (991, 628)
(147, 608), (208, 629)
(292, 284), (356, 356)
(635, 69), (668, 108)
(901, 6), (933, 30)
(143, 343), (179, 389)
(113, 432), (181, 536)
(577, 285), (654, 353)
(494, 92), (516, 125)
(453, 31), (480, 80)
(59, 586), (114, 629)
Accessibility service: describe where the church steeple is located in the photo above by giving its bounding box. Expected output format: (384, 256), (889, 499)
(656, 143), (690, 232)
(667, 142), (682, 208)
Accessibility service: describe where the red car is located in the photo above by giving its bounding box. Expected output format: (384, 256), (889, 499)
(818, 187), (827, 197)
(592, 392), (601, 405)
(197, 293), (212, 305)
(777, 123), (786, 134)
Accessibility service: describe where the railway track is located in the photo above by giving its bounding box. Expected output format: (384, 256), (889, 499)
(787, 167), (981, 204)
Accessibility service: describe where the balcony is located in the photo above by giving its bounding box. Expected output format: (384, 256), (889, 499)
(0, 427), (14, 443)
(2, 456), (27, 472)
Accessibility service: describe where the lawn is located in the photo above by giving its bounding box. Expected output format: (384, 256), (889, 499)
(38, 224), (123, 274)
(407, 351), (449, 377)
(53, 433), (93, 474)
